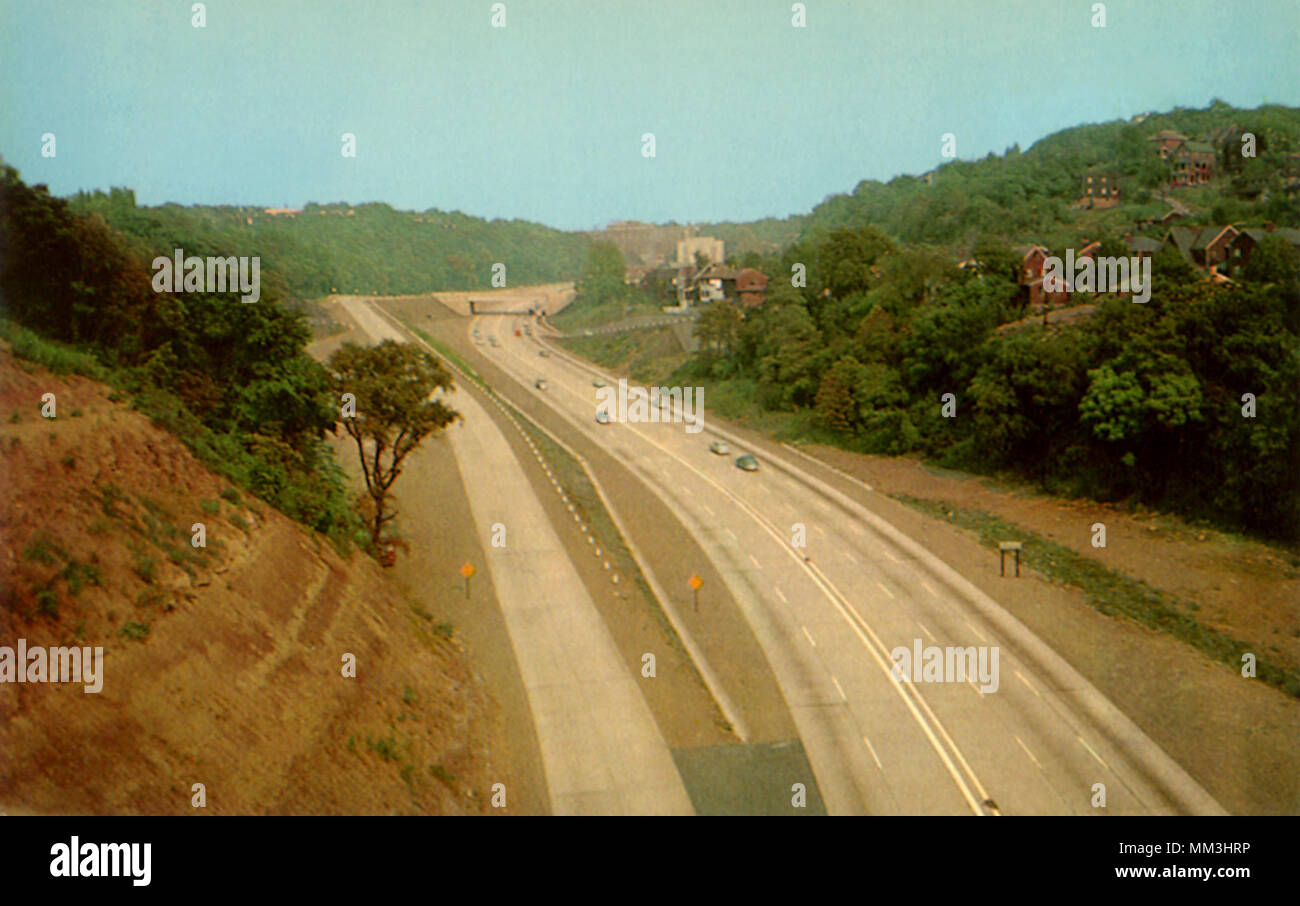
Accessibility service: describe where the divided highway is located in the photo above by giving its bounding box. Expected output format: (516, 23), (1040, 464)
(464, 310), (1228, 816)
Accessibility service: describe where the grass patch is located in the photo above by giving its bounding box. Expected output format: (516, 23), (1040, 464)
(60, 559), (102, 594)
(23, 532), (62, 565)
(402, 685), (417, 706)
(35, 585), (60, 618)
(405, 323), (482, 384)
(131, 551), (157, 584)
(219, 487), (242, 504)
(229, 513), (250, 532)
(429, 764), (456, 787)
(97, 483), (129, 519)
(366, 732), (402, 763)
(891, 494), (1300, 699)
(433, 621), (455, 640)
(0, 318), (108, 378)
(200, 499), (221, 515)
(119, 620), (150, 641)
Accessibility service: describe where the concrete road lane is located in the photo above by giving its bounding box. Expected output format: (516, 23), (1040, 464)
(470, 310), (1226, 816)
(338, 298), (694, 815)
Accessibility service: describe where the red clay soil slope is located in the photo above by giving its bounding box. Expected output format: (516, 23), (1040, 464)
(0, 343), (505, 814)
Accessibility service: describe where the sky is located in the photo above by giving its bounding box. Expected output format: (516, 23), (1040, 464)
(2, 0), (1298, 231)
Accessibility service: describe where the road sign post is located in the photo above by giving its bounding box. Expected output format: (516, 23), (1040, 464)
(998, 542), (1022, 578)
(461, 561), (476, 598)
(689, 573), (703, 611)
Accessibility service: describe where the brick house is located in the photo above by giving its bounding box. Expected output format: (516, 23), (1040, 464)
(1013, 244), (1069, 308)
(735, 268), (769, 308)
(1171, 141), (1216, 186)
(1148, 129), (1189, 159)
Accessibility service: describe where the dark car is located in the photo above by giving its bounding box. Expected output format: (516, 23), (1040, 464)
(735, 454), (759, 472)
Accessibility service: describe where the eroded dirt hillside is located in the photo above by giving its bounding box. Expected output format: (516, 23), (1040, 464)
(0, 343), (504, 814)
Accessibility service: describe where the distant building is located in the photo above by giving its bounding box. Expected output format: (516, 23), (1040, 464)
(1166, 225), (1238, 270)
(684, 263), (737, 305)
(1225, 224), (1300, 277)
(676, 235), (724, 269)
(1080, 173), (1121, 208)
(1148, 129), (1189, 159)
(592, 220), (679, 270)
(1013, 244), (1069, 308)
(735, 268), (769, 308)
(1123, 235), (1165, 260)
(1171, 141), (1216, 186)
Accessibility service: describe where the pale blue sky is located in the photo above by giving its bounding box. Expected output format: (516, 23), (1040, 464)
(2, 0), (1297, 230)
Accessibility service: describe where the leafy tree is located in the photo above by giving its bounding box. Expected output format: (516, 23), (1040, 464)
(329, 340), (459, 544)
(694, 300), (745, 357)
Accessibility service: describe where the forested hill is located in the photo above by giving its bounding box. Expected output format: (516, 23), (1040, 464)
(68, 192), (591, 301)
(796, 102), (1300, 249)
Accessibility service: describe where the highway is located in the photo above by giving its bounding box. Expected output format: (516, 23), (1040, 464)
(339, 298), (694, 815)
(457, 308), (1229, 816)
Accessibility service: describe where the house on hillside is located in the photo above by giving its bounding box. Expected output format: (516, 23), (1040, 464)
(1225, 224), (1300, 277)
(1079, 172), (1121, 208)
(735, 268), (769, 308)
(1149, 129), (1189, 159)
(1171, 141), (1216, 186)
(1124, 235), (1165, 260)
(1166, 225), (1238, 270)
(684, 263), (738, 305)
(1013, 244), (1069, 308)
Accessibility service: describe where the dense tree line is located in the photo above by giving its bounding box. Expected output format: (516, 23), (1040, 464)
(0, 164), (357, 541)
(684, 223), (1300, 541)
(797, 102), (1300, 250)
(67, 193), (591, 302)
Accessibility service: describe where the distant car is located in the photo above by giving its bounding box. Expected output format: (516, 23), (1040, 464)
(735, 454), (759, 472)
(709, 440), (730, 455)
(593, 378), (607, 388)
(538, 349), (550, 357)
(489, 337), (499, 347)
(474, 339), (485, 346)
(595, 410), (612, 425)
(535, 378), (548, 391)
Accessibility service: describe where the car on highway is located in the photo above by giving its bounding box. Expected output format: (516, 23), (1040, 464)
(709, 440), (730, 455)
(592, 378), (606, 388)
(535, 378), (548, 391)
(538, 349), (550, 357)
(735, 454), (759, 472)
(489, 337), (499, 347)
(595, 410), (612, 425)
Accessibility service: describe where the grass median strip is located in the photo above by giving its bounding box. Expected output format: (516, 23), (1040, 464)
(891, 494), (1300, 699)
